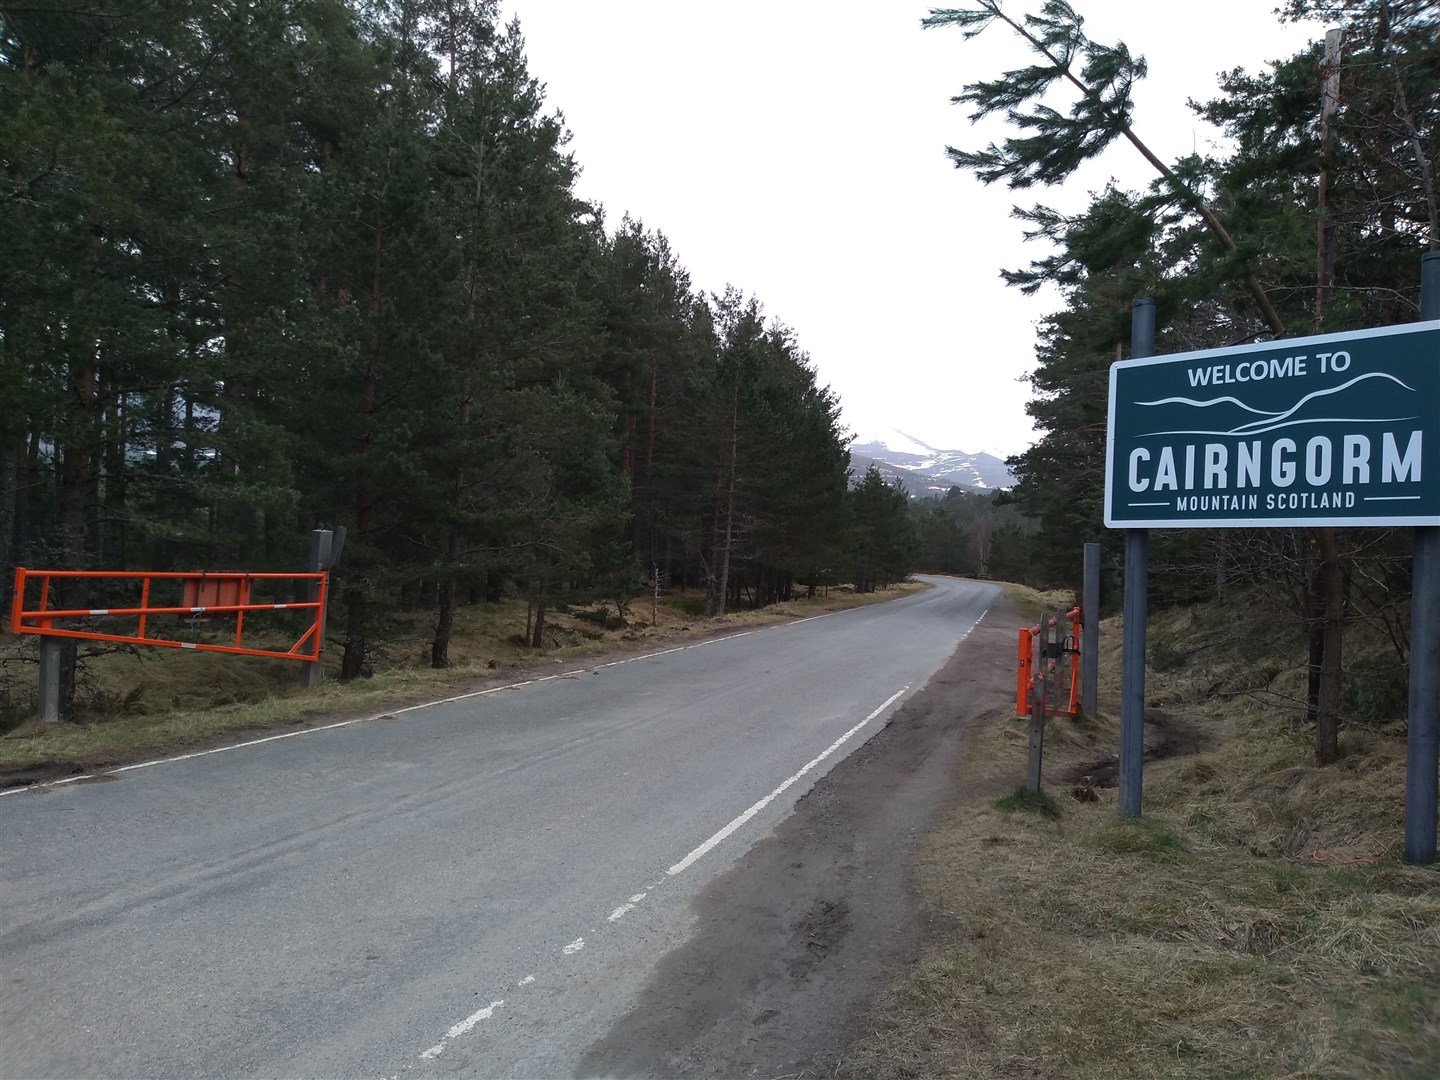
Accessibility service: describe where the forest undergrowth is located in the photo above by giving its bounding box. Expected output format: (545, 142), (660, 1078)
(845, 586), (1440, 1079)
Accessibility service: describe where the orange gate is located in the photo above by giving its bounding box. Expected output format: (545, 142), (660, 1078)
(1015, 605), (1082, 719)
(9, 568), (327, 662)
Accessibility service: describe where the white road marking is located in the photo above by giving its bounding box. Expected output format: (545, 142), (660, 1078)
(666, 684), (911, 877)
(594, 630), (761, 671)
(445, 1000), (504, 1039)
(780, 608), (846, 626)
(402, 596), (991, 1071)
(419, 999), (504, 1061)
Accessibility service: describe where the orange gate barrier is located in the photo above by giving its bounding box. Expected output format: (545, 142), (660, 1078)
(1015, 605), (1082, 719)
(9, 568), (327, 663)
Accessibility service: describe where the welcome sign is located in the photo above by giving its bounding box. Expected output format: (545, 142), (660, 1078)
(1105, 322), (1440, 528)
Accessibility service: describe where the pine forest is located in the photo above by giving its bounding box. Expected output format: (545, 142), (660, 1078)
(0, 1), (922, 701)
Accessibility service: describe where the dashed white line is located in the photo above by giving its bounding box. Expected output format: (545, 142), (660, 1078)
(445, 1000), (504, 1040)
(403, 635), (978, 1072)
(419, 999), (504, 1060)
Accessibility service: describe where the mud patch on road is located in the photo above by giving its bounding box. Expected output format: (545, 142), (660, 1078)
(575, 594), (1022, 1079)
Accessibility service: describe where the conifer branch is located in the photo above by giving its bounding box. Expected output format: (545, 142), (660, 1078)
(927, 0), (1287, 334)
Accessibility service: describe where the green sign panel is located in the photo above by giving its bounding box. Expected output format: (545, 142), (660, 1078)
(1105, 322), (1440, 528)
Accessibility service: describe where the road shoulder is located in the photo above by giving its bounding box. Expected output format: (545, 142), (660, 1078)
(575, 593), (1022, 1078)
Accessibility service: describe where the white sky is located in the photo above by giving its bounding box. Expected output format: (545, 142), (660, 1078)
(498, 1), (1322, 457)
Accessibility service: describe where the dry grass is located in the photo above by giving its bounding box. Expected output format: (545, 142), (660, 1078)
(0, 581), (925, 775)
(844, 591), (1440, 1080)
(1001, 582), (1078, 622)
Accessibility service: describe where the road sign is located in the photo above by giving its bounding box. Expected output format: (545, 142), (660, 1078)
(1105, 321), (1440, 528)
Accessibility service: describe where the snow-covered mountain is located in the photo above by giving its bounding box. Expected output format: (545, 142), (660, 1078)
(849, 428), (1016, 497)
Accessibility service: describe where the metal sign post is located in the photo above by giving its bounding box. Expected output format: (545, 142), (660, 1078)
(1081, 542), (1100, 718)
(1119, 299), (1155, 819)
(1405, 251), (1440, 864)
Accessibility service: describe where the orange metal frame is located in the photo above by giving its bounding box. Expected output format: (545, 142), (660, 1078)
(1015, 606), (1083, 719)
(9, 568), (327, 663)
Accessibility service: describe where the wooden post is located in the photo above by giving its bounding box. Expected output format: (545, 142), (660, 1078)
(1027, 612), (1049, 794)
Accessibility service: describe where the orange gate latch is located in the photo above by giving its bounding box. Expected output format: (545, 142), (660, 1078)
(1016, 606), (1084, 719)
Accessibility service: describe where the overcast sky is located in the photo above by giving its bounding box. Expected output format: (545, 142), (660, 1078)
(496, 1), (1322, 458)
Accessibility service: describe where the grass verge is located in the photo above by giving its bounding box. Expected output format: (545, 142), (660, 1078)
(843, 591), (1440, 1079)
(0, 581), (924, 779)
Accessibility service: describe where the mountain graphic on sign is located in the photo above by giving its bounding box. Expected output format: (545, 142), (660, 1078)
(1134, 372), (1418, 437)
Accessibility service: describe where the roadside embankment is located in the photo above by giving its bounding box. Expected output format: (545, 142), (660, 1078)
(843, 588), (1440, 1078)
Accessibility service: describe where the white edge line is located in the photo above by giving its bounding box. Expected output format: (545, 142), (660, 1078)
(2, 599), (910, 798)
(665, 684), (910, 878)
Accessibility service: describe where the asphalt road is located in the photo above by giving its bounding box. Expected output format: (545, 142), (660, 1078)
(0, 576), (999, 1079)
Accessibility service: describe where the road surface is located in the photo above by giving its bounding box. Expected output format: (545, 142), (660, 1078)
(1, 576), (999, 1078)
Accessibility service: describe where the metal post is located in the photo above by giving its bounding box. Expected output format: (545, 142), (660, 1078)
(1082, 542), (1101, 718)
(1119, 298), (1155, 819)
(37, 638), (62, 723)
(1405, 252), (1440, 863)
(301, 529), (332, 689)
(1027, 612), (1049, 794)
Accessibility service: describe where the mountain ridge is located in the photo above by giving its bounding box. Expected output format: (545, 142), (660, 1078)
(849, 428), (1016, 497)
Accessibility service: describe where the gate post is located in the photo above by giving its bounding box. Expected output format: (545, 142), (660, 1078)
(302, 530), (333, 689)
(37, 638), (62, 723)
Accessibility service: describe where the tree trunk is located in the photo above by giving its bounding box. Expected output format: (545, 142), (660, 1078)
(712, 383), (740, 617)
(341, 587), (367, 680)
(433, 381), (470, 668)
(342, 219), (383, 684)
(2, 436), (36, 612)
(432, 576), (455, 669)
(530, 586), (547, 648)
